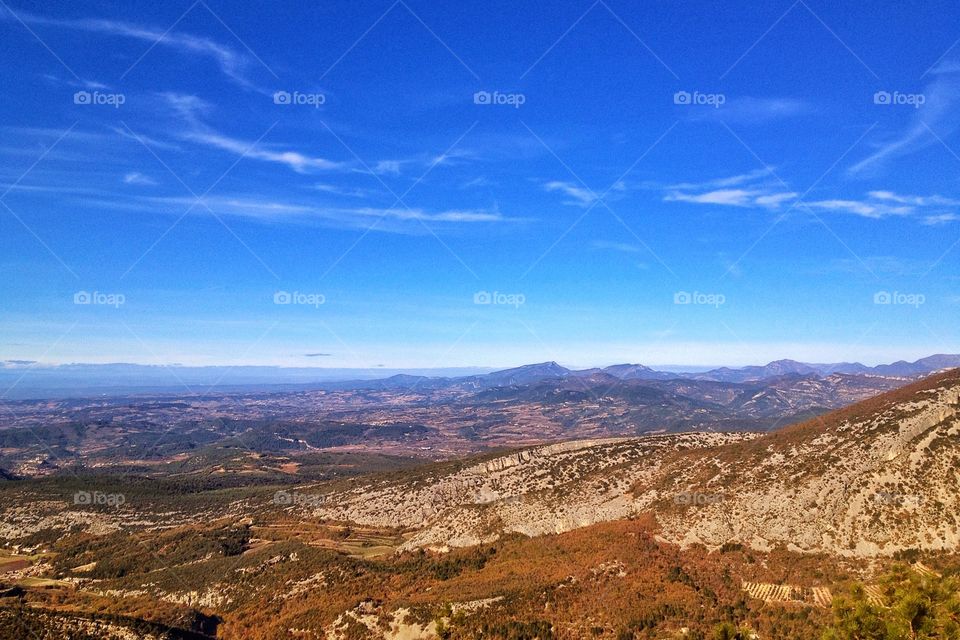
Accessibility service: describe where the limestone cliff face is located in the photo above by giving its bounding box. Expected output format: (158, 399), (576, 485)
(310, 434), (756, 550)
(651, 375), (960, 557)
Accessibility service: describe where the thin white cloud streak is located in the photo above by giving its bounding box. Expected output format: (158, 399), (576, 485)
(2, 8), (264, 90)
(663, 167), (777, 191)
(848, 60), (960, 175)
(867, 191), (960, 207)
(312, 183), (373, 198)
(802, 199), (913, 219)
(689, 97), (811, 124)
(754, 192), (797, 207)
(923, 213), (960, 225)
(160, 93), (348, 173)
(805, 191), (959, 220)
(123, 171), (156, 185)
(665, 188), (796, 208)
(543, 180), (597, 207)
(663, 169), (958, 223)
(86, 194), (521, 232)
(185, 131), (343, 172)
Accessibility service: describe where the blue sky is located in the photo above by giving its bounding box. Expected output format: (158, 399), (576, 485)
(1, 0), (959, 369)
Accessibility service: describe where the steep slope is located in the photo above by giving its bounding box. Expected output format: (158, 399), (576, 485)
(310, 433), (757, 549)
(649, 369), (960, 556)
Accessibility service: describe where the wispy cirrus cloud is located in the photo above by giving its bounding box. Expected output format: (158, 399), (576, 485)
(868, 190), (960, 207)
(663, 167), (778, 191)
(848, 60), (960, 175)
(187, 130), (344, 172)
(105, 194), (520, 233)
(312, 183), (373, 198)
(371, 160), (403, 175)
(802, 198), (912, 218)
(160, 93), (348, 173)
(665, 188), (797, 208)
(41, 73), (110, 90)
(689, 97), (811, 124)
(663, 169), (796, 209)
(922, 213), (960, 225)
(544, 180), (597, 207)
(354, 151), (472, 178)
(122, 171), (156, 186)
(663, 168), (958, 224)
(805, 190), (960, 220)
(2, 7), (270, 91)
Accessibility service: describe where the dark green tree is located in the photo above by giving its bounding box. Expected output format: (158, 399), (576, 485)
(823, 566), (960, 640)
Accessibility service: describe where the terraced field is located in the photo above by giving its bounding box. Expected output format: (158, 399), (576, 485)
(742, 581), (833, 607)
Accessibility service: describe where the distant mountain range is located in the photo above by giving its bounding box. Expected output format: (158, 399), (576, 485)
(2, 355), (959, 399)
(675, 354), (960, 382)
(3, 355), (959, 482)
(319, 354), (960, 392)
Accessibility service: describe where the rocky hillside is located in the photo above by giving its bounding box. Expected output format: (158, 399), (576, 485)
(309, 370), (960, 557)
(649, 368), (960, 557)
(309, 433), (757, 549)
